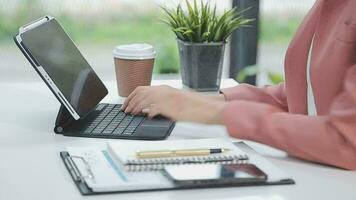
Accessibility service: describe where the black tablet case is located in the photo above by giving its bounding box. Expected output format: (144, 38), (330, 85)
(60, 142), (295, 195)
(14, 18), (175, 140)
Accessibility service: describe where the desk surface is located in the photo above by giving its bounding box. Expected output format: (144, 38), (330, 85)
(0, 79), (356, 200)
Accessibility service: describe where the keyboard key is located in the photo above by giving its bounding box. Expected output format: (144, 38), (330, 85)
(102, 129), (114, 134)
(92, 129), (105, 134)
(122, 131), (134, 135)
(125, 127), (135, 132)
(84, 129), (92, 134)
(129, 116), (144, 127)
(84, 127), (95, 133)
(113, 128), (125, 135)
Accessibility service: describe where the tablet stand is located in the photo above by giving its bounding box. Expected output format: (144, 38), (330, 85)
(54, 105), (75, 133)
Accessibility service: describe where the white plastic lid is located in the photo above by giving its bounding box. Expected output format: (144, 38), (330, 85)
(113, 43), (156, 60)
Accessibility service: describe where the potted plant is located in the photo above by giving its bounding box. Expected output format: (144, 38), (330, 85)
(161, 0), (253, 91)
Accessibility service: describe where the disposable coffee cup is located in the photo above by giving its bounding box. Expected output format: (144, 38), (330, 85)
(113, 43), (156, 97)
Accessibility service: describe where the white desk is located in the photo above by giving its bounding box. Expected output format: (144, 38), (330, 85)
(0, 79), (356, 200)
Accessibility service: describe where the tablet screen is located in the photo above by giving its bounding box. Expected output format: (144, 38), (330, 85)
(20, 19), (107, 118)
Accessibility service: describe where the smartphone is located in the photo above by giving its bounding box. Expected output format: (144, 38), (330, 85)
(163, 164), (267, 187)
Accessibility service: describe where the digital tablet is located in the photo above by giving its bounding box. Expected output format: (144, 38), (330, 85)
(14, 16), (108, 120)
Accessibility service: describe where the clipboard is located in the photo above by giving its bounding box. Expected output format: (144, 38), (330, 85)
(60, 142), (295, 195)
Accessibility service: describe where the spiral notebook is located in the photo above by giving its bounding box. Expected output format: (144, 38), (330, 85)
(107, 138), (249, 171)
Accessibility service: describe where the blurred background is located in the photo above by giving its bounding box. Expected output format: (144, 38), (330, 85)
(0, 0), (314, 85)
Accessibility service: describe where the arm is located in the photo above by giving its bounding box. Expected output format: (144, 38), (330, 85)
(221, 83), (288, 111)
(223, 65), (356, 170)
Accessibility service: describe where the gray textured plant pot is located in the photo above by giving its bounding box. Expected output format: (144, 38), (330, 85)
(177, 39), (225, 91)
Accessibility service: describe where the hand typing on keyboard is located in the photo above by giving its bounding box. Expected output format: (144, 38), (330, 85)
(121, 85), (226, 124)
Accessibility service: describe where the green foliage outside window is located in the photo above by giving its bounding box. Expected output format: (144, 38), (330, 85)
(0, 0), (303, 75)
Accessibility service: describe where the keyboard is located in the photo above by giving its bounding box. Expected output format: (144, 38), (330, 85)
(83, 104), (145, 136)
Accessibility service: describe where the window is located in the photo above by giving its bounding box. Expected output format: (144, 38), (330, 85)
(0, 0), (231, 82)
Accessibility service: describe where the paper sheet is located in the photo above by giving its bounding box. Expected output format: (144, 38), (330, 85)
(66, 147), (173, 192)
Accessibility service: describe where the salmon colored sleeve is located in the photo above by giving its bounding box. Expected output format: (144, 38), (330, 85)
(221, 83), (288, 111)
(223, 65), (356, 170)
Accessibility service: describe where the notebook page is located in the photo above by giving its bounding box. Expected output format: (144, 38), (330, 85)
(66, 147), (173, 192)
(107, 138), (246, 165)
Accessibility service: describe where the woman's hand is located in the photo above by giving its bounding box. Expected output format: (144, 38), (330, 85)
(121, 85), (226, 124)
(121, 85), (180, 115)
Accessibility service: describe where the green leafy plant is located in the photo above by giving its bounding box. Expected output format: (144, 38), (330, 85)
(237, 65), (284, 84)
(160, 0), (253, 43)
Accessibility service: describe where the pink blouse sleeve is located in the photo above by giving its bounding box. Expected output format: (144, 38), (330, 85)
(222, 65), (356, 170)
(221, 83), (288, 112)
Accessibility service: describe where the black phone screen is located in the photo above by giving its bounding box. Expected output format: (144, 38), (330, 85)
(164, 164), (267, 185)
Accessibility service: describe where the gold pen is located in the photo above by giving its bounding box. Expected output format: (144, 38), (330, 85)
(136, 148), (231, 159)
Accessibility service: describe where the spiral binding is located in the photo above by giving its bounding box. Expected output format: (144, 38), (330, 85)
(125, 154), (249, 172)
